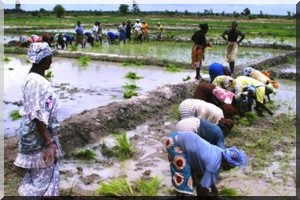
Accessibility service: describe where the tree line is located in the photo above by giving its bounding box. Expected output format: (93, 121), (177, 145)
(4, 4), (299, 19)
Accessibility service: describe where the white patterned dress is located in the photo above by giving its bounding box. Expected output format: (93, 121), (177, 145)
(14, 72), (63, 196)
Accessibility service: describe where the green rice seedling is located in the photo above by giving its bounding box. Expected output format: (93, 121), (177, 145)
(9, 110), (21, 121)
(79, 56), (90, 66)
(4, 55), (11, 62)
(69, 44), (77, 51)
(244, 111), (258, 122)
(166, 63), (181, 72)
(136, 177), (161, 196)
(122, 61), (131, 66)
(72, 149), (97, 160)
(122, 83), (139, 90)
(219, 188), (238, 196)
(97, 178), (135, 196)
(125, 72), (143, 80)
(113, 132), (135, 161)
(123, 89), (138, 99)
(183, 75), (191, 81)
(45, 70), (53, 78)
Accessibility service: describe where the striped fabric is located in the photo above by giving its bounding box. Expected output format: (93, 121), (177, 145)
(175, 117), (200, 133)
(179, 99), (224, 124)
(179, 99), (197, 119)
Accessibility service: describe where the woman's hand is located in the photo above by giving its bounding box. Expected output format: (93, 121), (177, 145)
(43, 143), (57, 164)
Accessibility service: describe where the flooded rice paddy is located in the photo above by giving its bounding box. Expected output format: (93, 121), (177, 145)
(3, 49), (296, 196)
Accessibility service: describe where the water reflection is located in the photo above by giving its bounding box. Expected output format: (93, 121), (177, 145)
(3, 55), (194, 137)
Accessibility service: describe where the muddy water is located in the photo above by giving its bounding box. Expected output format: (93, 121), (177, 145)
(3, 54), (196, 137)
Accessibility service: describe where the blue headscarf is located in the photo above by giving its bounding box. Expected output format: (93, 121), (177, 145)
(222, 146), (248, 167)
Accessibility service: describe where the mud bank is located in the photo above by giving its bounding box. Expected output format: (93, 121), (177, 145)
(4, 47), (296, 73)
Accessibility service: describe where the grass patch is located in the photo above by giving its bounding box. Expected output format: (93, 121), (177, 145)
(101, 132), (135, 161)
(125, 72), (143, 80)
(234, 112), (258, 126)
(9, 110), (21, 121)
(72, 149), (97, 160)
(227, 113), (295, 170)
(219, 188), (238, 196)
(97, 177), (161, 196)
(69, 44), (77, 51)
(78, 56), (90, 67)
(165, 63), (181, 72)
(122, 60), (143, 66)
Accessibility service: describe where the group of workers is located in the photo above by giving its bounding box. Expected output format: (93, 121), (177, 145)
(166, 61), (279, 197)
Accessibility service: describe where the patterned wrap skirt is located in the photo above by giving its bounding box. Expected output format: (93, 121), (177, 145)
(225, 42), (238, 63)
(166, 132), (194, 195)
(191, 44), (205, 68)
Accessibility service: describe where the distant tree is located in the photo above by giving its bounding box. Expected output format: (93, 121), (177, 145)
(241, 8), (251, 15)
(221, 11), (225, 16)
(287, 11), (291, 17)
(15, 0), (21, 10)
(39, 8), (46, 13)
(132, 0), (140, 14)
(184, 10), (189, 15)
(119, 4), (129, 15)
(233, 11), (240, 18)
(53, 4), (65, 18)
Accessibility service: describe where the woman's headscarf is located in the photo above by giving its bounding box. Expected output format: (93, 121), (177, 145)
(27, 42), (52, 64)
(222, 146), (248, 167)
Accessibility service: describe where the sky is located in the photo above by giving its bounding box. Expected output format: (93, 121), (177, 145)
(2, 1), (298, 15)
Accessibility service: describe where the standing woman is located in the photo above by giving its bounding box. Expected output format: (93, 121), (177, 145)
(221, 21), (245, 73)
(191, 23), (211, 80)
(75, 20), (84, 48)
(14, 42), (63, 196)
